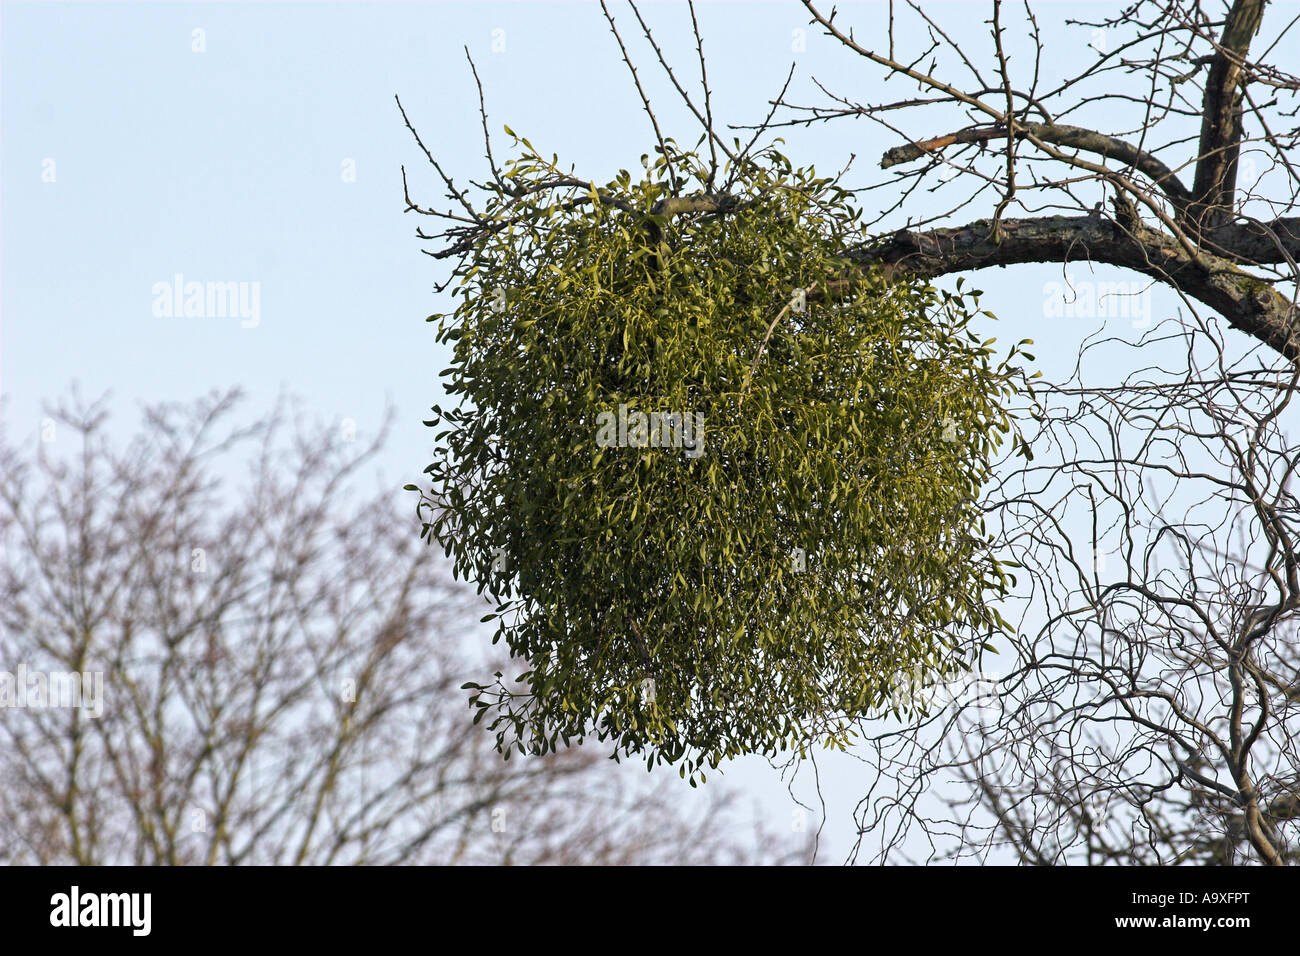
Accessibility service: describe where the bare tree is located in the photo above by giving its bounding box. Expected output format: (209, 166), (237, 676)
(0, 389), (803, 865)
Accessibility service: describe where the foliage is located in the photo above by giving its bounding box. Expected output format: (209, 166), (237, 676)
(416, 139), (1033, 779)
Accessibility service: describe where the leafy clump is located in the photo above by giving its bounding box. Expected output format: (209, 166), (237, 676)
(416, 139), (1031, 780)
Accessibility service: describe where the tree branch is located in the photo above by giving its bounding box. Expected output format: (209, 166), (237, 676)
(845, 214), (1300, 358)
(880, 122), (1194, 212)
(1189, 0), (1267, 232)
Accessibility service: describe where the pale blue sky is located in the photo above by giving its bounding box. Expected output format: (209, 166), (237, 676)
(3, 0), (1215, 860)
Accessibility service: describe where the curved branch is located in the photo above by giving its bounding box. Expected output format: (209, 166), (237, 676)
(844, 214), (1300, 358)
(881, 122), (1193, 211)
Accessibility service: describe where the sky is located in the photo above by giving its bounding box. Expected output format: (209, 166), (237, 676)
(2, 0), (1253, 862)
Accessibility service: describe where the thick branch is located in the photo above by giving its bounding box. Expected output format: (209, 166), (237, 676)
(1208, 218), (1300, 265)
(843, 214), (1300, 359)
(1189, 0), (1266, 231)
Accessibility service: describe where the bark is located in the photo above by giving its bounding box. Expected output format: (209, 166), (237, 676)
(844, 214), (1300, 358)
(1189, 0), (1267, 234)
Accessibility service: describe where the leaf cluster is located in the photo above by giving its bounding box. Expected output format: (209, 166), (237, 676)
(416, 139), (1032, 779)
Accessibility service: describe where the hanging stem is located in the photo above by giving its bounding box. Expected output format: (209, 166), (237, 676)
(740, 280), (820, 403)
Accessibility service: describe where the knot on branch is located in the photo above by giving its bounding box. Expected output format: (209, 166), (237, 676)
(1110, 193), (1141, 233)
